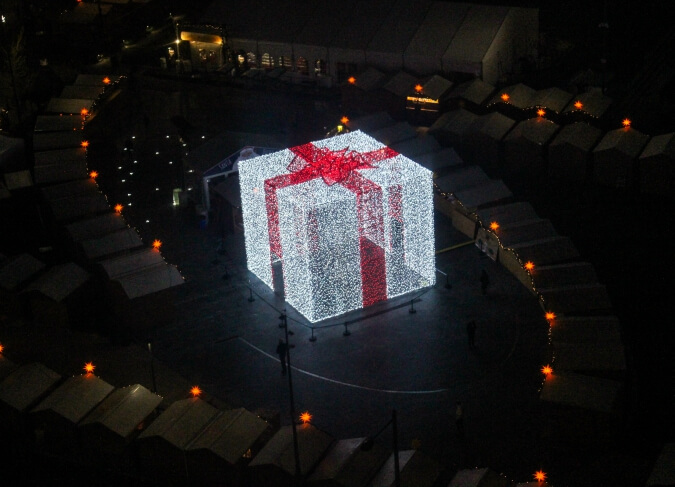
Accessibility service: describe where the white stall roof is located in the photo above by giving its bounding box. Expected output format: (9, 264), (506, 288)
(476, 202), (539, 227)
(23, 262), (90, 302)
(34, 160), (89, 185)
(470, 112), (516, 140)
(489, 83), (537, 109)
(41, 178), (98, 201)
(540, 371), (623, 413)
(563, 91), (612, 118)
(415, 147), (464, 173)
(32, 374), (114, 424)
(34, 115), (83, 132)
(74, 74), (122, 86)
(0, 253), (45, 291)
(80, 228), (144, 260)
(448, 78), (495, 106)
(0, 182), (9, 200)
(34, 148), (87, 167)
(80, 384), (162, 439)
(384, 71), (418, 97)
(0, 363), (62, 413)
(45, 98), (94, 115)
(453, 179), (512, 210)
(371, 449), (442, 487)
(60, 85), (106, 100)
(404, 2), (470, 73)
(504, 118), (560, 145)
(139, 397), (220, 449)
(65, 213), (128, 242)
(593, 127), (650, 159)
(539, 283), (613, 314)
(330, 0), (391, 51)
(420, 74), (454, 101)
(442, 5), (510, 74)
(309, 437), (389, 485)
(249, 423), (334, 476)
(346, 112), (395, 133)
(187, 407), (269, 464)
(4, 170), (33, 190)
(434, 165), (489, 194)
(351, 67), (387, 92)
(370, 121), (417, 146)
(48, 193), (110, 222)
(292, 0), (356, 52)
(549, 122), (603, 151)
(550, 316), (623, 344)
(531, 262), (599, 289)
(113, 261), (184, 299)
(506, 236), (579, 266)
(391, 136), (441, 158)
(553, 343), (626, 373)
(646, 443), (675, 487)
(99, 248), (165, 279)
(449, 467), (508, 487)
(640, 132), (675, 160)
(33, 131), (84, 151)
(0, 134), (25, 168)
(533, 87), (573, 113)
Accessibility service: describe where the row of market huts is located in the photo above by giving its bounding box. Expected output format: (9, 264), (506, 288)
(345, 70), (674, 198)
(0, 74), (184, 336)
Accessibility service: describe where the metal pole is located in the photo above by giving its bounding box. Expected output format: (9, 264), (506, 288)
(283, 311), (302, 484)
(392, 409), (401, 487)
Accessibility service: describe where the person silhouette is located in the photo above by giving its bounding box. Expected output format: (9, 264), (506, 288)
(276, 339), (288, 375)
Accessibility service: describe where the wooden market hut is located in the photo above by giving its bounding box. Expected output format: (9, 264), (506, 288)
(21, 262), (92, 327)
(31, 373), (115, 458)
(502, 117), (559, 174)
(0, 355), (17, 383)
(0, 363), (62, 431)
(391, 135), (441, 159)
(79, 384), (162, 467)
(248, 423), (335, 487)
(97, 248), (184, 333)
(371, 121), (418, 147)
(548, 122), (603, 183)
(34, 115), (84, 133)
(593, 126), (649, 189)
(307, 437), (390, 487)
(33, 147), (88, 186)
(79, 227), (144, 261)
(0, 134), (25, 171)
(638, 132), (675, 198)
(346, 112), (395, 133)
(536, 262), (613, 315)
(369, 449), (442, 487)
(645, 443), (675, 487)
(33, 131), (85, 151)
(137, 397), (221, 485)
(65, 212), (129, 246)
(43, 190), (110, 224)
(186, 407), (271, 487)
(552, 340), (626, 378)
(448, 467), (509, 487)
(446, 78), (495, 111)
(45, 97), (95, 117)
(415, 147), (464, 177)
(464, 111), (516, 168)
(562, 90), (613, 120)
(532, 87), (574, 116)
(0, 253), (46, 317)
(487, 82), (537, 119)
(497, 235), (580, 283)
(550, 315), (623, 345)
(429, 108), (479, 157)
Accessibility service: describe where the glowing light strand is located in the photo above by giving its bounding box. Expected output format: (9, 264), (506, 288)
(239, 131), (435, 322)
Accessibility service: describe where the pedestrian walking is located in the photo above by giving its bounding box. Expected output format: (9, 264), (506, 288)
(466, 320), (476, 349)
(480, 270), (490, 295)
(276, 339), (288, 375)
(455, 401), (464, 436)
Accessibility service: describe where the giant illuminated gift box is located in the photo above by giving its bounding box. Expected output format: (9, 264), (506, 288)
(239, 131), (435, 323)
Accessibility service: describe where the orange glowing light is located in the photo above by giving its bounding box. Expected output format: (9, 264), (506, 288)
(89, 171), (98, 179)
(83, 362), (95, 374)
(299, 411), (312, 424)
(114, 204), (123, 213)
(0, 343), (4, 354)
(574, 100), (583, 110)
(81, 140), (89, 148)
(524, 261), (535, 271)
(501, 93), (510, 102)
(489, 221), (499, 231)
(80, 108), (89, 117)
(537, 108), (546, 117)
(542, 365), (553, 375)
(534, 470), (547, 482)
(414, 84), (423, 93)
(545, 311), (556, 321)
(347, 76), (356, 84)
(622, 118), (631, 127)
(102, 77), (111, 84)
(191, 386), (202, 397)
(340, 116), (349, 125)
(152, 239), (162, 249)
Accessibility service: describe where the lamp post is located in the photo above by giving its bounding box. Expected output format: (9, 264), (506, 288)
(147, 341), (157, 393)
(279, 310), (302, 484)
(361, 409), (400, 487)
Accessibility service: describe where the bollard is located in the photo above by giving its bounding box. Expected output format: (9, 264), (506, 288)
(445, 273), (452, 289)
(409, 299), (416, 314)
(343, 323), (351, 336)
(248, 287), (255, 302)
(309, 328), (317, 342)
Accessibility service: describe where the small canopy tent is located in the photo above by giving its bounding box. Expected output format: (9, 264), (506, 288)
(464, 111), (516, 167)
(448, 467), (509, 487)
(40, 178), (98, 200)
(0, 363), (61, 429)
(33, 147), (88, 186)
(446, 78), (495, 110)
(346, 112), (395, 133)
(532, 87), (573, 115)
(138, 397), (221, 485)
(307, 437), (389, 487)
(79, 227), (144, 260)
(369, 449), (442, 487)
(31, 373), (114, 457)
(21, 262), (92, 327)
(186, 407), (270, 486)
(370, 121), (417, 147)
(503, 117), (559, 174)
(593, 127), (649, 188)
(548, 122), (602, 182)
(562, 91), (612, 119)
(0, 253), (45, 292)
(391, 136), (441, 159)
(414, 148), (464, 176)
(65, 212), (128, 243)
(44, 192), (110, 223)
(34, 115), (83, 132)
(638, 132), (675, 197)
(249, 423), (334, 487)
(79, 384), (162, 466)
(488, 82), (537, 111)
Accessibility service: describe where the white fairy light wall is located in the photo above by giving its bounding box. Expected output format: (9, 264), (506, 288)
(239, 131), (435, 322)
